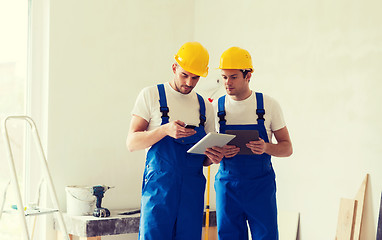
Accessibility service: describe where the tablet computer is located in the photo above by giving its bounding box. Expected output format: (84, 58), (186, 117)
(225, 130), (259, 155)
(187, 132), (235, 155)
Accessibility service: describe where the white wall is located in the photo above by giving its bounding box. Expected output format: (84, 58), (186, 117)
(195, 0), (382, 239)
(47, 0), (195, 239)
(45, 0), (382, 239)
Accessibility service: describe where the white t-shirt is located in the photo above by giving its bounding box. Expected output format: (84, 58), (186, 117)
(212, 91), (286, 142)
(132, 82), (215, 134)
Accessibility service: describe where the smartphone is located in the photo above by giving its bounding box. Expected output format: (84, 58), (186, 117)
(184, 124), (196, 129)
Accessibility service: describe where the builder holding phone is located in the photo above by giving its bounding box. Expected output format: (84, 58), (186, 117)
(214, 47), (293, 240)
(126, 42), (224, 240)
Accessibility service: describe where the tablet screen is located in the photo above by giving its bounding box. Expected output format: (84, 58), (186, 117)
(225, 130), (259, 155)
(187, 132), (235, 155)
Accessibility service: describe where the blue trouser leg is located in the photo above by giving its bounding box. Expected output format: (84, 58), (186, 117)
(245, 173), (278, 240)
(215, 170), (278, 240)
(174, 174), (206, 240)
(215, 176), (249, 240)
(139, 170), (179, 240)
(139, 167), (206, 240)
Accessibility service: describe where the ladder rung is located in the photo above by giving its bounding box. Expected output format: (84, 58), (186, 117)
(25, 208), (59, 216)
(2, 208), (59, 216)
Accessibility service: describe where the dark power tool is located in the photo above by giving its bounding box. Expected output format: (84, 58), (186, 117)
(92, 185), (112, 218)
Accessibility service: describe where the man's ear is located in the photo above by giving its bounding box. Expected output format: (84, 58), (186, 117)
(246, 72), (252, 82)
(172, 63), (178, 74)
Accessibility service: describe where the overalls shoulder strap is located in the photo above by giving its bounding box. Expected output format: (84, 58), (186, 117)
(196, 93), (206, 127)
(255, 92), (266, 125)
(157, 84), (206, 127)
(217, 93), (265, 128)
(217, 95), (226, 132)
(157, 84), (169, 125)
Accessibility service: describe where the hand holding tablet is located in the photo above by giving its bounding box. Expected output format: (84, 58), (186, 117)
(186, 130), (261, 156)
(187, 132), (235, 155)
(225, 130), (260, 155)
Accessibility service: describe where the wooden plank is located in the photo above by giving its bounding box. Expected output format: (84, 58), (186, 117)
(336, 198), (356, 240)
(202, 226), (218, 240)
(80, 237), (101, 240)
(377, 192), (382, 240)
(352, 174), (369, 240)
(56, 231), (74, 240)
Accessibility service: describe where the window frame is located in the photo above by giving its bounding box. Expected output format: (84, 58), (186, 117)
(27, 0), (51, 239)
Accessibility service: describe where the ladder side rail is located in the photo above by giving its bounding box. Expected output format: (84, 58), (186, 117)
(0, 180), (11, 220)
(2, 116), (31, 240)
(27, 116), (70, 240)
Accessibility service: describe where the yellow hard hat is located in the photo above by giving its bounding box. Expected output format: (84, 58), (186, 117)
(174, 42), (209, 77)
(219, 47), (254, 72)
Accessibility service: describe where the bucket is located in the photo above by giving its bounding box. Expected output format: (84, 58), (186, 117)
(65, 185), (96, 216)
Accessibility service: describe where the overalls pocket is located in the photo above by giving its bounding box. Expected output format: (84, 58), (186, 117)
(142, 167), (161, 193)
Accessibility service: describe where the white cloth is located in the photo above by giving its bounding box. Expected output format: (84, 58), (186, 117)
(212, 91), (286, 142)
(132, 82), (215, 134)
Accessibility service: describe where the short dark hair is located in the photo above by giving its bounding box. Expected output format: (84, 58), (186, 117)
(241, 70), (250, 78)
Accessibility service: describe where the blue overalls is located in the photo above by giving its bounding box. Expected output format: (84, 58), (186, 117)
(214, 93), (278, 240)
(139, 84), (207, 240)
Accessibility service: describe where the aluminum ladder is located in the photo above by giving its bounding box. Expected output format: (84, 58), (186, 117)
(1, 115), (70, 240)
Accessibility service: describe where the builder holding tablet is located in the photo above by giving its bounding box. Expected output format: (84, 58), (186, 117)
(126, 42), (224, 240)
(214, 47), (293, 240)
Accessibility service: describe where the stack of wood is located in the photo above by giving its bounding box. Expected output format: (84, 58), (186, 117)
(335, 174), (368, 240)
